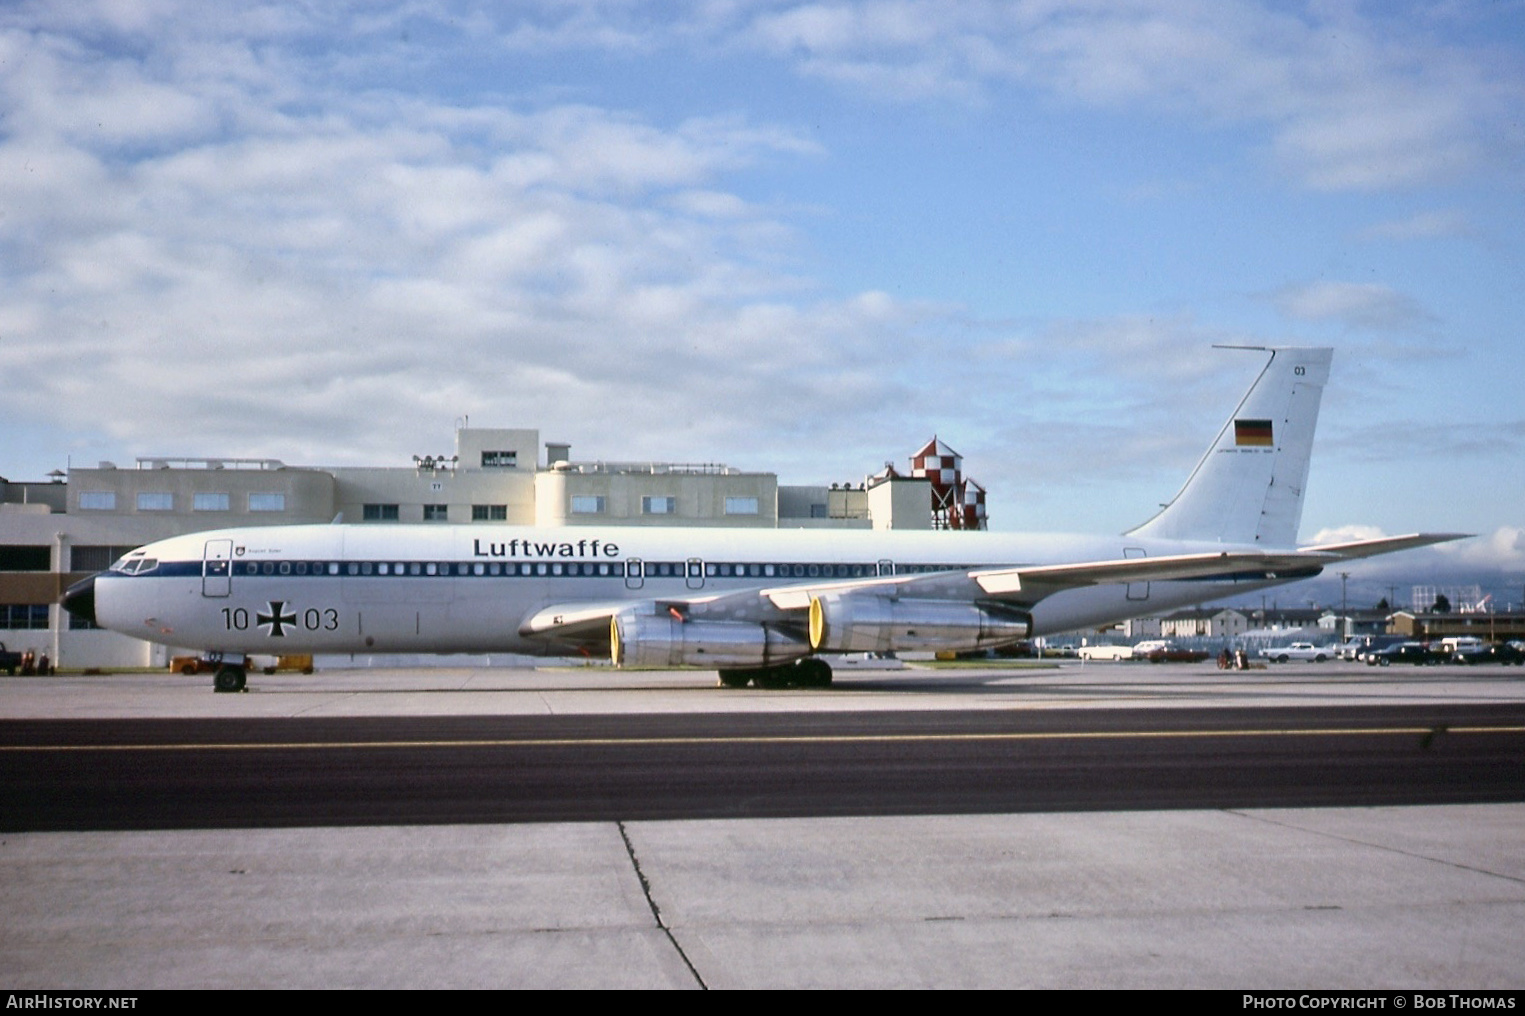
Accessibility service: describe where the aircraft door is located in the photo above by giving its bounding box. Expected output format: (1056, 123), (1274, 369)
(202, 539), (233, 597)
(625, 558), (644, 590)
(878, 559), (894, 577)
(686, 558), (704, 590)
(1124, 547), (1149, 601)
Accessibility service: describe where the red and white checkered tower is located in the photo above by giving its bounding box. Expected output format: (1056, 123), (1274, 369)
(958, 477), (987, 530)
(909, 437), (986, 530)
(910, 437), (959, 529)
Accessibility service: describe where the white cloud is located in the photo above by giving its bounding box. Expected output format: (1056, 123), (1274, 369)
(1293, 528), (1525, 602)
(1443, 526), (1525, 571)
(1269, 281), (1435, 331)
(1356, 209), (1473, 243)
(728, 0), (1523, 190)
(1309, 524), (1389, 547)
(0, 5), (894, 479)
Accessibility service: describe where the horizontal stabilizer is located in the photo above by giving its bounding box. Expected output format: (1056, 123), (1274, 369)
(1299, 533), (1471, 560)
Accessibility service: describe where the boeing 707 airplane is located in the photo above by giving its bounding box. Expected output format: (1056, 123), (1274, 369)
(62, 346), (1463, 691)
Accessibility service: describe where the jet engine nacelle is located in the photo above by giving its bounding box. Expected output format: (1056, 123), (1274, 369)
(611, 609), (811, 669)
(808, 593), (1032, 654)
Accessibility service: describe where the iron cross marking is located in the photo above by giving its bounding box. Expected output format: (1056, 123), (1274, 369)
(257, 601), (297, 637)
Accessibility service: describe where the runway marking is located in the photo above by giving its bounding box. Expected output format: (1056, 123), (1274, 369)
(5, 725), (1524, 752)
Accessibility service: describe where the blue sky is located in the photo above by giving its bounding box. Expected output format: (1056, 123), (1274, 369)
(2, 1), (1522, 607)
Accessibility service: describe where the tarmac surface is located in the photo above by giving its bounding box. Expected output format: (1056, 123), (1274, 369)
(3, 659), (1524, 989)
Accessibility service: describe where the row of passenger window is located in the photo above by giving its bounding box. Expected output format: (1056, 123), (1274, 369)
(230, 560), (970, 579)
(237, 560), (632, 578)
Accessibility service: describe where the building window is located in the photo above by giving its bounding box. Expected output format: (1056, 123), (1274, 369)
(248, 493), (286, 512)
(136, 491), (173, 511)
(0, 546), (50, 571)
(423, 504), (448, 522)
(481, 450), (517, 468)
(363, 504), (400, 522)
(642, 496), (676, 515)
(194, 492), (230, 512)
(571, 496), (605, 515)
(810, 503), (828, 519)
(1, 604), (49, 630)
(78, 492), (116, 510)
(472, 504), (508, 521)
(724, 497), (759, 515)
(71, 546), (137, 572)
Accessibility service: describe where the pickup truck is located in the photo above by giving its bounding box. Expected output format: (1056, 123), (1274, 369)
(0, 642), (24, 676)
(1259, 642), (1336, 663)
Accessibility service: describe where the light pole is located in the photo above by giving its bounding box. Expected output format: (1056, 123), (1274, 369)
(1340, 571), (1350, 638)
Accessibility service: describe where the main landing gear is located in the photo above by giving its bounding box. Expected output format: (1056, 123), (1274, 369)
(717, 657), (833, 689)
(212, 663), (248, 693)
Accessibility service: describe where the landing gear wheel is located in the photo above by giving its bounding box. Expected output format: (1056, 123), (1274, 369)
(717, 669), (753, 688)
(795, 658), (833, 688)
(213, 665), (247, 693)
(751, 667), (792, 689)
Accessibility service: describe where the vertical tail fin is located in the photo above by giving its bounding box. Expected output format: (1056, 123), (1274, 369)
(1126, 346), (1332, 548)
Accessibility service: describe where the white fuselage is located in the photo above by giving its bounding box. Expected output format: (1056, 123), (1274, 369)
(91, 523), (1302, 657)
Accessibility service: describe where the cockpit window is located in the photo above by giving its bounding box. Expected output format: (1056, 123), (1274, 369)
(110, 556), (158, 575)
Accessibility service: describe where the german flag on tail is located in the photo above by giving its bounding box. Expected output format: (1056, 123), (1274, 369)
(1234, 419), (1274, 446)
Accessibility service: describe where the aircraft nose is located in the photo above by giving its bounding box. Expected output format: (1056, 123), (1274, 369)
(62, 574), (97, 627)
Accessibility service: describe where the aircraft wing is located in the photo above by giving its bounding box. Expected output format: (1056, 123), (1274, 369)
(968, 549), (1336, 602)
(517, 547), (1345, 647)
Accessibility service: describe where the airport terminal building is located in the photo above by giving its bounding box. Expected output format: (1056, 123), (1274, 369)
(0, 428), (939, 669)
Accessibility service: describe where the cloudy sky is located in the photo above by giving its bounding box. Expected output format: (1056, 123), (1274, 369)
(2, 1), (1522, 606)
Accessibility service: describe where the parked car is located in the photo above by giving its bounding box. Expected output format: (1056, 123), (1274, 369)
(1448, 641), (1525, 666)
(1259, 642), (1336, 663)
(1132, 640), (1211, 663)
(1349, 635), (1407, 663)
(1365, 642), (1443, 666)
(1077, 644), (1135, 661)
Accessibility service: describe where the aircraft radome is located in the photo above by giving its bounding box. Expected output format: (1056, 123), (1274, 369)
(62, 346), (1465, 692)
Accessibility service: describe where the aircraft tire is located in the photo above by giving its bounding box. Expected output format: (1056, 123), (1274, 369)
(751, 667), (793, 689)
(796, 658), (833, 688)
(716, 669), (752, 688)
(213, 665), (247, 693)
